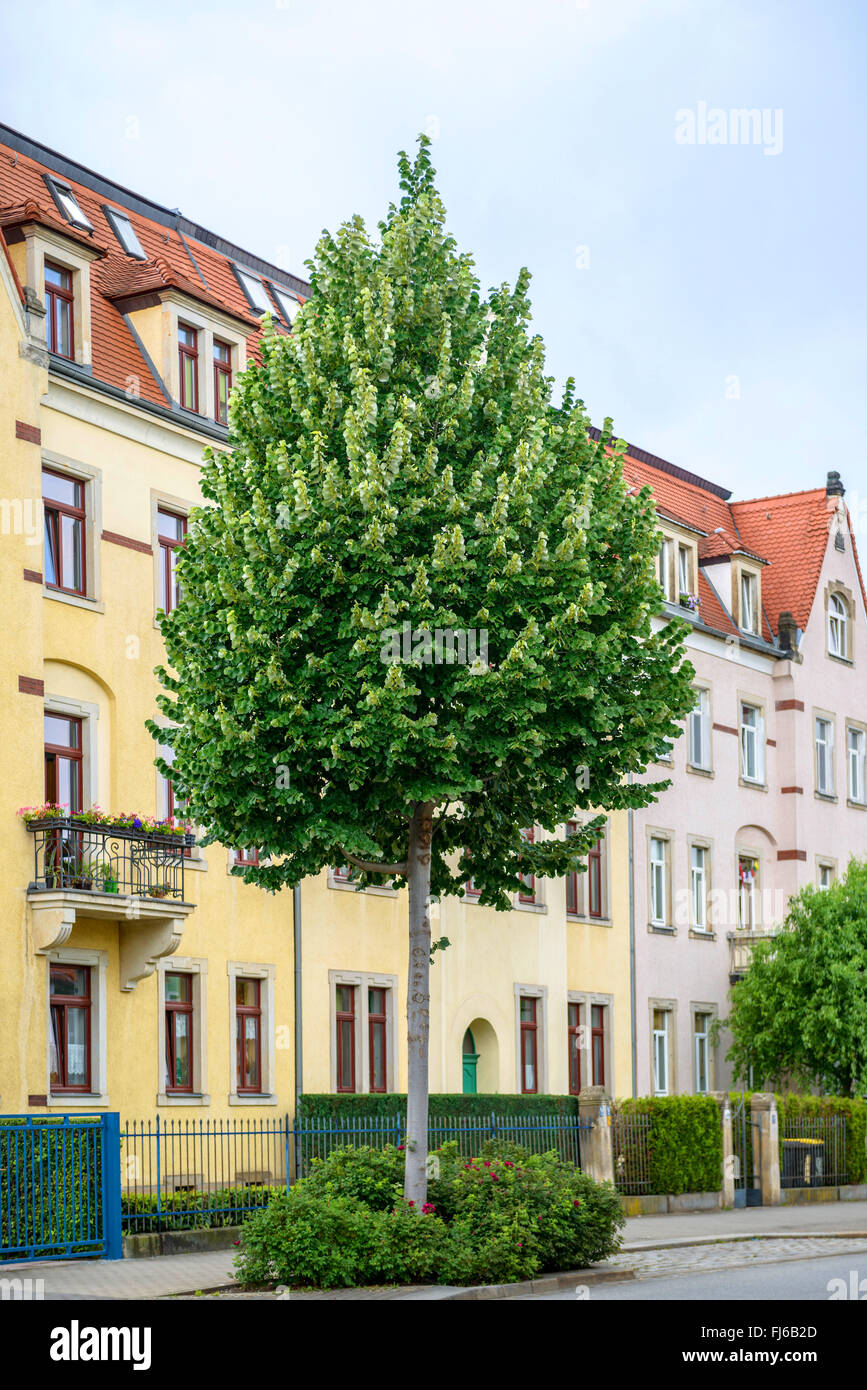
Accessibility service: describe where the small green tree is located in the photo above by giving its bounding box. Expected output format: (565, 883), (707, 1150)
(151, 138), (694, 1204)
(724, 858), (867, 1094)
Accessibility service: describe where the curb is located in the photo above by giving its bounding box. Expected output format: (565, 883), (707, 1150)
(622, 1231), (867, 1253)
(439, 1265), (635, 1300)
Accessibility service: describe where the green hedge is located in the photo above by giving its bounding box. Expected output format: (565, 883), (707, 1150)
(617, 1096), (723, 1195)
(0, 1116), (103, 1256)
(122, 1184), (282, 1233)
(776, 1094), (867, 1185)
(298, 1093), (581, 1119)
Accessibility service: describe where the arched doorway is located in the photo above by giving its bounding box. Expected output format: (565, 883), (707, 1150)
(462, 1028), (480, 1094)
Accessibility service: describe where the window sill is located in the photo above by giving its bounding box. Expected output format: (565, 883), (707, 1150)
(229, 1093), (278, 1106)
(47, 1094), (109, 1108)
(686, 764), (713, 778)
(567, 914), (613, 928)
(158, 1092), (211, 1106)
(814, 790), (837, 803)
(328, 879), (362, 893)
(689, 928), (717, 941)
(847, 798), (867, 812)
(43, 587), (105, 614)
(827, 652), (853, 666)
(648, 923), (677, 936)
(513, 901), (547, 914)
(738, 777), (768, 792)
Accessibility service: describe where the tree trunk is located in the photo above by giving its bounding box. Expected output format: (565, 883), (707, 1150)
(404, 800), (434, 1207)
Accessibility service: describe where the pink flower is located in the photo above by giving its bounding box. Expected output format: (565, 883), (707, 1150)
(573, 1199), (581, 1207)
(491, 1174), (499, 1182)
(483, 1160), (491, 1167)
(408, 1200), (415, 1207)
(504, 1161), (513, 1167)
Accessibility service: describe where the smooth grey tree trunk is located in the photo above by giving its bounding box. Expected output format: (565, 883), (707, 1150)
(403, 800), (434, 1207)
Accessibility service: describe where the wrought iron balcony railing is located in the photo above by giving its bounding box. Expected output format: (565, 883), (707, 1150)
(728, 928), (780, 981)
(26, 817), (194, 902)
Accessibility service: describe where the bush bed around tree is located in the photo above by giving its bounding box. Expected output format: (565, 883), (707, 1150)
(235, 1141), (624, 1289)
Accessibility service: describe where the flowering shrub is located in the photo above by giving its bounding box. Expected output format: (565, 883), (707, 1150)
(235, 1141), (623, 1290)
(18, 804), (191, 838)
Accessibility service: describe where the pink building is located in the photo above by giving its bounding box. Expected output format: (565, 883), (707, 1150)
(622, 446), (866, 1095)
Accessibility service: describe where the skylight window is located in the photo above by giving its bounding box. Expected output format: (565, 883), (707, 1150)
(44, 177), (92, 231)
(104, 206), (146, 260)
(234, 268), (272, 315)
(271, 286), (301, 325)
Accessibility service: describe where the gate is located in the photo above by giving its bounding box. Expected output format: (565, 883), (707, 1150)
(731, 1095), (761, 1207)
(0, 1113), (122, 1263)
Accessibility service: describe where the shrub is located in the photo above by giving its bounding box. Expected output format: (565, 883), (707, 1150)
(298, 1093), (581, 1120)
(299, 1144), (404, 1212)
(121, 1184), (282, 1233)
(617, 1096), (722, 1194)
(775, 1093), (867, 1186)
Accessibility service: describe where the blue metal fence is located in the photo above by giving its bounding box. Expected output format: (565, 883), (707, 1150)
(0, 1113), (121, 1263)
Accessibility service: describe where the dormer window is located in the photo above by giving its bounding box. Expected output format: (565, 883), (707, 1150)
(739, 571), (758, 634)
(44, 177), (92, 231)
(104, 206), (145, 260)
(271, 286), (300, 325)
(213, 340), (232, 424)
(828, 592), (849, 660)
(178, 324), (199, 411)
(658, 537), (675, 601)
(44, 262), (74, 359)
(677, 544), (692, 596)
(235, 268), (272, 316)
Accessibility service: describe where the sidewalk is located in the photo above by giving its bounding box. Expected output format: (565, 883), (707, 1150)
(7, 1200), (867, 1300)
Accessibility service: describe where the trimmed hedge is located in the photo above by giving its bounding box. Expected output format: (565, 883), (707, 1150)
(122, 1184), (283, 1233)
(617, 1096), (723, 1195)
(298, 1093), (581, 1119)
(0, 1116), (103, 1256)
(776, 1093), (866, 1185)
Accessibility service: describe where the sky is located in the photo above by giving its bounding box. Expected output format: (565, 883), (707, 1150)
(2, 0), (865, 502)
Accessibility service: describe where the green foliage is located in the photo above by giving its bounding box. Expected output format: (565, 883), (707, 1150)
(775, 1093), (867, 1186)
(151, 135), (694, 905)
(234, 1142), (624, 1289)
(297, 1092), (581, 1119)
(618, 1096), (722, 1195)
(0, 1117), (103, 1255)
(121, 1185), (282, 1234)
(723, 859), (867, 1094)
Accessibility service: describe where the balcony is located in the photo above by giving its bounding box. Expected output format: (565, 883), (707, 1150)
(728, 929), (780, 981)
(25, 816), (196, 991)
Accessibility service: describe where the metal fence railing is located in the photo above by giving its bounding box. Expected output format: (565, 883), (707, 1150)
(26, 817), (193, 901)
(781, 1115), (848, 1189)
(1, 1114), (120, 1262)
(611, 1110), (653, 1195)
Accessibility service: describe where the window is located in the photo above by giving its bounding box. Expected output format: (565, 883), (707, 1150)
(678, 544), (692, 597)
(519, 996), (538, 1094)
(649, 837), (668, 925)
(652, 1009), (669, 1096)
(45, 177), (92, 230)
(234, 847), (260, 867)
(568, 1001), (582, 1095)
(44, 712), (83, 813)
(212, 340), (232, 424)
(591, 1004), (605, 1086)
(43, 468), (85, 595)
(658, 537), (674, 601)
(818, 862), (835, 891)
(587, 836), (603, 918)
(271, 286), (301, 325)
(739, 702), (764, 783)
(565, 822), (580, 915)
(235, 978), (262, 1093)
(848, 726), (866, 804)
(235, 268), (272, 315)
(335, 985), (356, 1092)
(737, 855), (759, 930)
(740, 571), (758, 634)
(178, 325), (199, 411)
(690, 845), (708, 931)
(828, 593), (849, 659)
(518, 827), (536, 904)
(165, 972), (194, 1093)
(104, 206), (145, 259)
(689, 689), (711, 769)
(157, 508), (187, 615)
(49, 964), (91, 1092)
(369, 987), (387, 1093)
(694, 1013), (711, 1094)
(332, 864), (357, 884)
(815, 716), (835, 796)
(44, 262), (74, 359)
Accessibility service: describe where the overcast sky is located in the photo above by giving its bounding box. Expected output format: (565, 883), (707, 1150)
(2, 0), (865, 502)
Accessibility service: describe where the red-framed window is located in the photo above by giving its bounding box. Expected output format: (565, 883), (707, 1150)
(565, 821), (579, 915)
(178, 324), (199, 411)
(157, 508), (187, 615)
(44, 712), (83, 813)
(43, 467), (86, 597)
(234, 847), (260, 867)
(587, 837), (603, 918)
(236, 977), (262, 1093)
(519, 996), (538, 1093)
(165, 972), (194, 1093)
(369, 987), (387, 1093)
(591, 1004), (605, 1086)
(213, 340), (232, 424)
(568, 1001), (582, 1095)
(518, 827), (536, 903)
(332, 865), (357, 884)
(50, 964), (91, 1092)
(44, 261), (74, 359)
(336, 985), (356, 1092)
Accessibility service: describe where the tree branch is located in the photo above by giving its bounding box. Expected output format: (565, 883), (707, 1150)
(340, 849), (409, 876)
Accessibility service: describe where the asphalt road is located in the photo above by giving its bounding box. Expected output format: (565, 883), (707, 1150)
(520, 1251), (867, 1300)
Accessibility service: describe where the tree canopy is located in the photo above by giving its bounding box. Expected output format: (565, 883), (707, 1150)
(724, 858), (867, 1095)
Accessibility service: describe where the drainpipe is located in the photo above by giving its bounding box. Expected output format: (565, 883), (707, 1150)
(627, 774), (637, 1098)
(293, 883), (302, 1113)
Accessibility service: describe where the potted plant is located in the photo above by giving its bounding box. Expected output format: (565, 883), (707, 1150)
(99, 863), (119, 894)
(147, 882), (172, 899)
(679, 591), (700, 613)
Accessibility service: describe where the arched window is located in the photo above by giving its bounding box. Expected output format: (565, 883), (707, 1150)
(828, 592), (849, 659)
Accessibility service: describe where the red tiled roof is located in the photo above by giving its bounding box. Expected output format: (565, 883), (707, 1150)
(731, 489), (838, 635)
(696, 570), (738, 635)
(0, 131), (308, 420)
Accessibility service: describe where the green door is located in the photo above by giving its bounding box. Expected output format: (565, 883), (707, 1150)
(462, 1028), (479, 1095)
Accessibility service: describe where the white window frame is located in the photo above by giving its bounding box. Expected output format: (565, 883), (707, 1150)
(157, 957), (210, 1106)
(739, 701), (765, 784)
(846, 724), (866, 805)
(328, 970), (399, 1094)
(814, 714), (835, 797)
(737, 852), (761, 930)
(649, 836), (668, 926)
(690, 844), (709, 931)
(828, 592), (849, 660)
(692, 1007), (715, 1095)
(816, 859), (836, 891)
(651, 1003), (673, 1097)
(739, 569), (759, 635)
(658, 537), (675, 601)
(688, 688), (711, 770)
(45, 177), (93, 230)
(46, 947), (109, 1107)
(228, 961), (277, 1105)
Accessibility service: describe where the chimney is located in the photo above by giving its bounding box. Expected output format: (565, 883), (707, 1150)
(778, 611), (798, 653)
(826, 471), (845, 497)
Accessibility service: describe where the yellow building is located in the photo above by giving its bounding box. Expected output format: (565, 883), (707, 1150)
(0, 125), (633, 1134)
